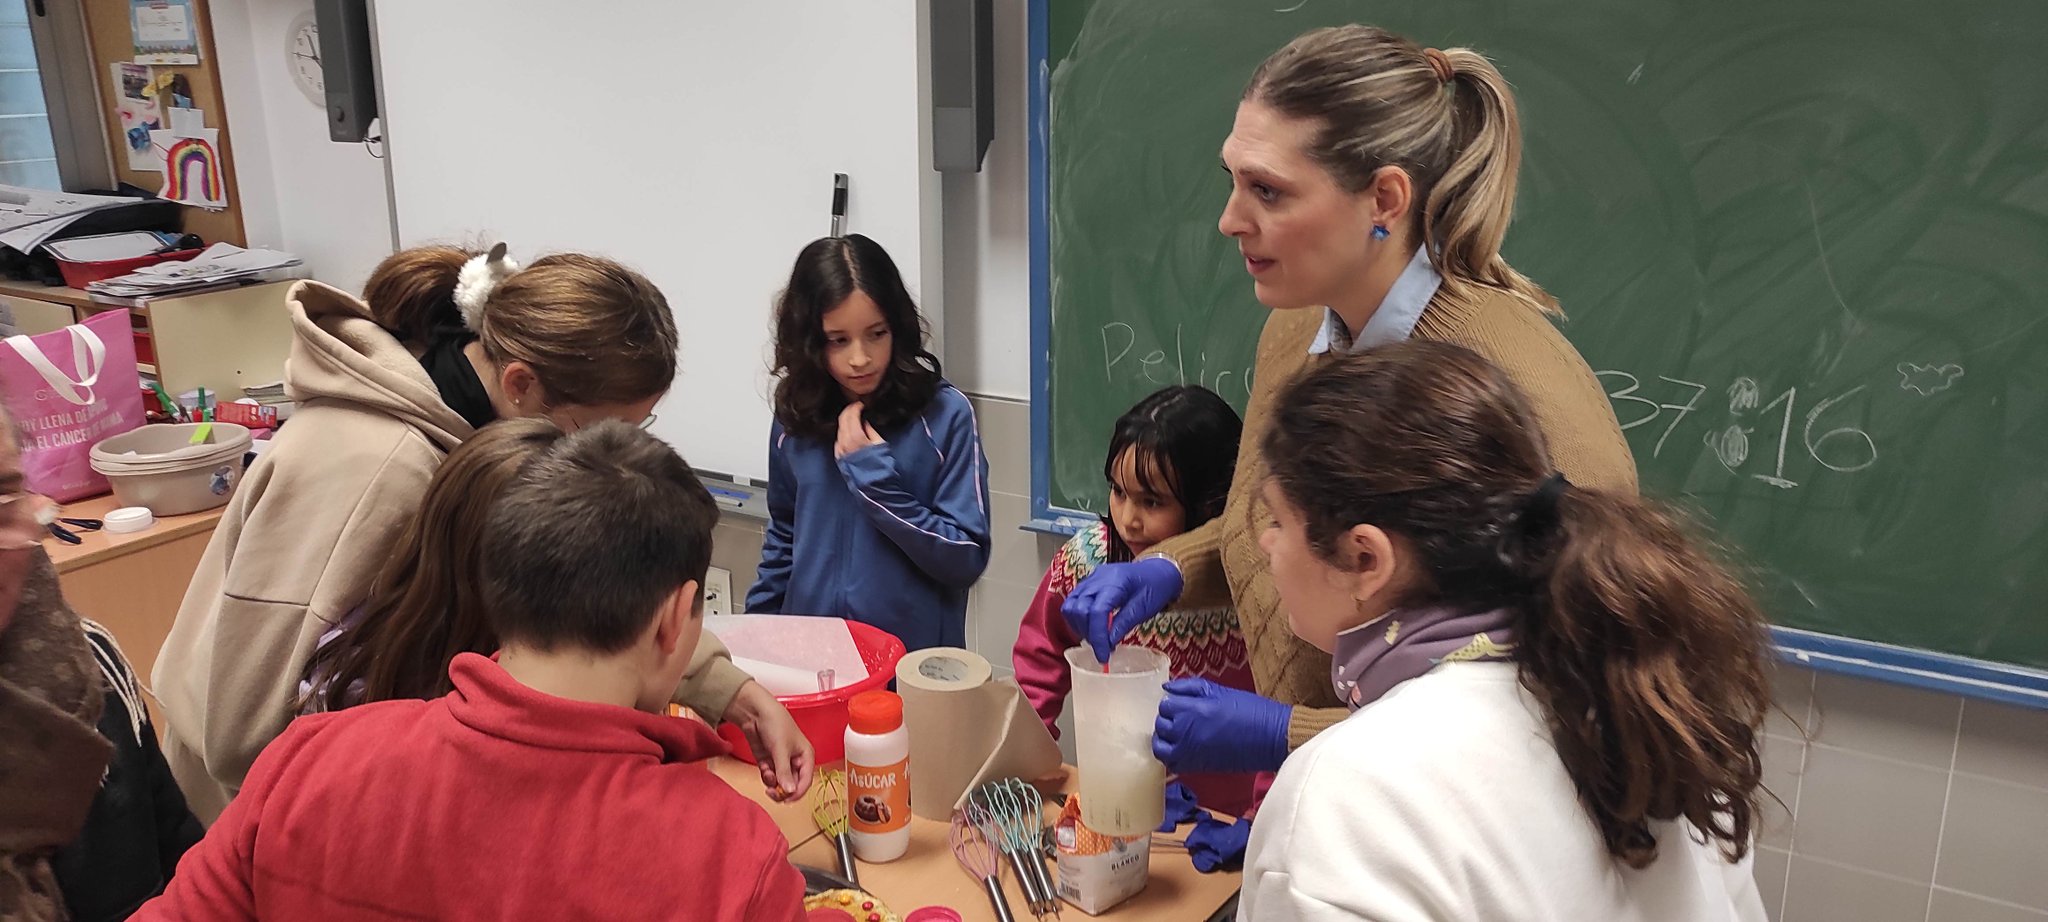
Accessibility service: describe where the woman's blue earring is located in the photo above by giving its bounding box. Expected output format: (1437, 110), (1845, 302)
(1370, 224), (1390, 241)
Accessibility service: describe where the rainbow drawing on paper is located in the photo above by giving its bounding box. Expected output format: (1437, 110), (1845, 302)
(161, 136), (224, 207)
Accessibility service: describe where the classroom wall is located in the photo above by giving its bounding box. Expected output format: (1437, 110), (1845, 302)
(206, 0), (392, 290)
(898, 0), (1060, 692)
(938, 0), (1032, 401)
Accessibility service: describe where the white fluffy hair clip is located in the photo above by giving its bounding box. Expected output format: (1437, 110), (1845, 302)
(453, 242), (520, 331)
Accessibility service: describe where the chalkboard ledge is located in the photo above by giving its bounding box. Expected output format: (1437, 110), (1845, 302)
(1022, 515), (1089, 536)
(1774, 627), (2048, 711)
(696, 471), (768, 524)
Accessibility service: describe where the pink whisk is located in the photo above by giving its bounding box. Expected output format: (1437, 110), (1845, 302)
(951, 804), (1017, 922)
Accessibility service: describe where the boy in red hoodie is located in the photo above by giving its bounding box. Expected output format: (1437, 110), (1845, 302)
(136, 422), (805, 921)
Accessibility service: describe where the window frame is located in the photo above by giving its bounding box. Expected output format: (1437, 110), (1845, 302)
(19, 0), (112, 192)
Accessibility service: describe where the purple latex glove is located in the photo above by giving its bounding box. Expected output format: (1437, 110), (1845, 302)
(1158, 780), (1201, 832)
(1061, 557), (1183, 661)
(1153, 677), (1291, 775)
(1185, 814), (1253, 873)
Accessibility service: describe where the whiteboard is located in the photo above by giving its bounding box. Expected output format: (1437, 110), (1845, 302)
(374, 1), (941, 482)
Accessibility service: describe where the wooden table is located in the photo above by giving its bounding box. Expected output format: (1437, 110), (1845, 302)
(709, 759), (1241, 922)
(43, 492), (225, 728)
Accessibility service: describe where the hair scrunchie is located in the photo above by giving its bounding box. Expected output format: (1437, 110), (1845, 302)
(453, 242), (520, 331)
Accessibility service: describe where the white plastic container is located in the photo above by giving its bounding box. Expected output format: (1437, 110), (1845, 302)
(102, 507), (155, 534)
(88, 422), (252, 516)
(1065, 645), (1171, 835)
(844, 689), (910, 862)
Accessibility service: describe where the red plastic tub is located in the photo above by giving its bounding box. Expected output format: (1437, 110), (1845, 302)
(55, 249), (200, 289)
(718, 619), (905, 765)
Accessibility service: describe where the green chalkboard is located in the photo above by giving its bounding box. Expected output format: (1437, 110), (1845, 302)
(1041, 0), (2048, 670)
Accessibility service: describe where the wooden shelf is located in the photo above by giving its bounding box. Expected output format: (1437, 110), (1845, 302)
(0, 278), (98, 310)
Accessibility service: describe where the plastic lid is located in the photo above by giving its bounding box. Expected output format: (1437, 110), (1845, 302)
(846, 690), (903, 734)
(103, 507), (155, 534)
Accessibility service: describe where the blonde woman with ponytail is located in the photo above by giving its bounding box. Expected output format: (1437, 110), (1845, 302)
(1063, 26), (1637, 787)
(1240, 341), (1768, 920)
(153, 246), (810, 820)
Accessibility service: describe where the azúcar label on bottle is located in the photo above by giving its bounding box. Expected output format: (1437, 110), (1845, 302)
(847, 756), (910, 834)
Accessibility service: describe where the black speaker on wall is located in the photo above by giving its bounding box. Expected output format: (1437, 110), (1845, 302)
(315, 0), (377, 142)
(931, 0), (994, 172)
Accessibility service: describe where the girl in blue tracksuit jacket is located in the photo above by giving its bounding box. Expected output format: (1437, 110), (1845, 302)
(746, 234), (991, 651)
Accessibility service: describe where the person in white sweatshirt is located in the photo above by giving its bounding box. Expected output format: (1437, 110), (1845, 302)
(1227, 341), (1770, 922)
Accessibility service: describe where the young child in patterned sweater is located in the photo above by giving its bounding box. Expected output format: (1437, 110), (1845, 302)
(1012, 386), (1260, 816)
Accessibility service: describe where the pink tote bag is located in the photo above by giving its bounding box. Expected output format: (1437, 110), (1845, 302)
(1, 308), (145, 501)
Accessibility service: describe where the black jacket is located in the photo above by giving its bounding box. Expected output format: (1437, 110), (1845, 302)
(50, 621), (205, 921)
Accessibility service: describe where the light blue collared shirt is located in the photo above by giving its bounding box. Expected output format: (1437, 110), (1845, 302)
(1307, 246), (1444, 355)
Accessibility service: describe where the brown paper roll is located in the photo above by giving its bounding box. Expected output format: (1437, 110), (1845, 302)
(896, 647), (1062, 820)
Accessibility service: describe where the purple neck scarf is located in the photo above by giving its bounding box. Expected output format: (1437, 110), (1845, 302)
(1330, 605), (1518, 710)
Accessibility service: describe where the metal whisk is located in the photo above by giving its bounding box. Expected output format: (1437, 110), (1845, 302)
(809, 768), (858, 887)
(973, 779), (1062, 920)
(951, 803), (1015, 922)
(1003, 779), (1059, 915)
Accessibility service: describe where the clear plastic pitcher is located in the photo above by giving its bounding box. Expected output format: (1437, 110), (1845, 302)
(1065, 645), (1170, 835)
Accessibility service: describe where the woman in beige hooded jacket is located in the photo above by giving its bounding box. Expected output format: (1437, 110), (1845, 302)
(152, 246), (809, 820)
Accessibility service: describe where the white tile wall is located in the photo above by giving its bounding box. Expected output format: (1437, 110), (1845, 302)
(1761, 666), (2048, 921)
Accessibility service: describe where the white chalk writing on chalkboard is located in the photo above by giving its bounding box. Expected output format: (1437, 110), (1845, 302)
(1099, 321), (1255, 404)
(1754, 387), (1801, 488)
(1728, 378), (1760, 413)
(1705, 425), (1750, 472)
(1600, 371), (1883, 489)
(1897, 363), (1964, 396)
(1597, 371), (1705, 459)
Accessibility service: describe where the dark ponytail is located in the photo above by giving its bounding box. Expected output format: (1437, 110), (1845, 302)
(1262, 341), (1771, 868)
(1521, 487), (1771, 867)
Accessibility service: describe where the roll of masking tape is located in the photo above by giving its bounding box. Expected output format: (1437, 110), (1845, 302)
(895, 647), (1061, 820)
